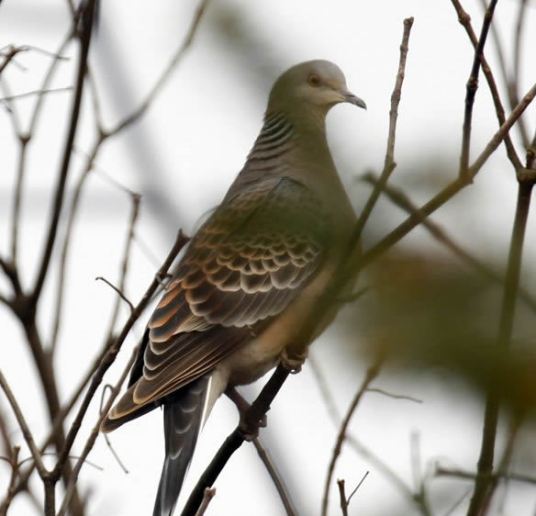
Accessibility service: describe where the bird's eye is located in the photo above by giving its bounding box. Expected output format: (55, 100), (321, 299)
(308, 74), (321, 87)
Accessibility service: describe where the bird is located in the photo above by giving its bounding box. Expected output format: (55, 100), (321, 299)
(101, 59), (366, 516)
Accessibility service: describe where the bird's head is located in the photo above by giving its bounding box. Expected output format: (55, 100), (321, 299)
(267, 60), (366, 121)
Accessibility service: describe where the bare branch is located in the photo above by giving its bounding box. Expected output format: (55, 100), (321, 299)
(0, 446), (20, 516)
(347, 470), (370, 505)
(336, 469), (369, 515)
(308, 355), (434, 514)
(52, 231), (189, 481)
(0, 258), (21, 298)
(0, 86), (72, 102)
(510, 0), (529, 149)
(477, 416), (521, 514)
(95, 277), (135, 314)
(436, 466), (536, 486)
(99, 385), (129, 474)
(50, 139), (103, 353)
(366, 388), (423, 404)
(449, 0), (523, 171)
(466, 115), (536, 516)
(193, 488), (216, 516)
(32, 2), (96, 302)
(7, 33), (72, 270)
(352, 16), (414, 241)
(321, 361), (382, 516)
(444, 490), (472, 516)
(458, 0), (499, 177)
(361, 172), (536, 314)
(106, 0), (212, 136)
(252, 438), (297, 516)
(181, 364), (292, 516)
(358, 80), (536, 271)
(0, 46), (26, 76)
(103, 192), (141, 337)
(0, 371), (47, 477)
(28, 33), (72, 135)
(56, 342), (140, 516)
(478, 0), (530, 148)
(527, 128), (536, 170)
(337, 479), (349, 516)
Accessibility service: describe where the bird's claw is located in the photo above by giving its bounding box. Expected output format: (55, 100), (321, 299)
(226, 387), (267, 440)
(280, 348), (308, 374)
(239, 415), (266, 441)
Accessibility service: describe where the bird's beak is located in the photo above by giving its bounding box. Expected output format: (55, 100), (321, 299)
(341, 89), (367, 109)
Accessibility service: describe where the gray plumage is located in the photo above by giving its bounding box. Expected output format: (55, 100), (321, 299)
(153, 375), (210, 516)
(101, 59), (366, 516)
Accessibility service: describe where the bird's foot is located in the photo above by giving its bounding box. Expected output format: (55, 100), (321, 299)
(280, 347), (308, 374)
(226, 387), (267, 441)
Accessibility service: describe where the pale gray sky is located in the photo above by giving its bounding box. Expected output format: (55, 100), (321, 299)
(0, 1), (535, 515)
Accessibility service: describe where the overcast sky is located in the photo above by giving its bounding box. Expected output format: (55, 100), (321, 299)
(1, 1), (535, 515)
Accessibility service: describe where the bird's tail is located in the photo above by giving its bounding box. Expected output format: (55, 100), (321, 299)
(152, 374), (212, 516)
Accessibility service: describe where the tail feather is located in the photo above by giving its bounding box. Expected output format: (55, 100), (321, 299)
(153, 374), (211, 516)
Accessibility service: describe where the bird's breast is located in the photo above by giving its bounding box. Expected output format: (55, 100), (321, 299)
(218, 261), (344, 387)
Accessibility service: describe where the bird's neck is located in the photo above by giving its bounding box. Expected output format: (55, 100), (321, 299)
(244, 110), (330, 169)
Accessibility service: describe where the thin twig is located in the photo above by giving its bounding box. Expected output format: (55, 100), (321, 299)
(0, 86), (72, 102)
(52, 231), (188, 482)
(410, 431), (432, 516)
(358, 80), (536, 271)
(0, 80), (24, 137)
(466, 143), (535, 514)
(103, 193), (141, 337)
(32, 1), (96, 302)
(436, 466), (536, 486)
(50, 139), (103, 353)
(106, 0), (212, 136)
(360, 172), (536, 313)
(366, 388), (423, 404)
(0, 407), (13, 457)
(49, 0), (209, 349)
(458, 0), (499, 177)
(449, 0), (523, 171)
(57, 343), (141, 516)
(99, 384), (129, 474)
(193, 488), (216, 516)
(18, 452), (103, 472)
(95, 277), (135, 314)
(0, 371), (47, 477)
(511, 0), (529, 148)
(478, 0), (530, 148)
(0, 47), (26, 76)
(181, 364), (292, 516)
(28, 33), (73, 135)
(8, 33), (73, 272)
(0, 257), (21, 295)
(309, 355), (434, 516)
(347, 470), (370, 505)
(337, 479), (349, 516)
(444, 489), (472, 516)
(527, 129), (536, 170)
(0, 446), (20, 516)
(321, 360), (382, 516)
(252, 438), (297, 516)
(477, 416), (521, 514)
(351, 17), (414, 241)
(10, 136), (29, 269)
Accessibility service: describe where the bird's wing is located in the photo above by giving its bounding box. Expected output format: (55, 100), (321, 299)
(105, 176), (330, 426)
